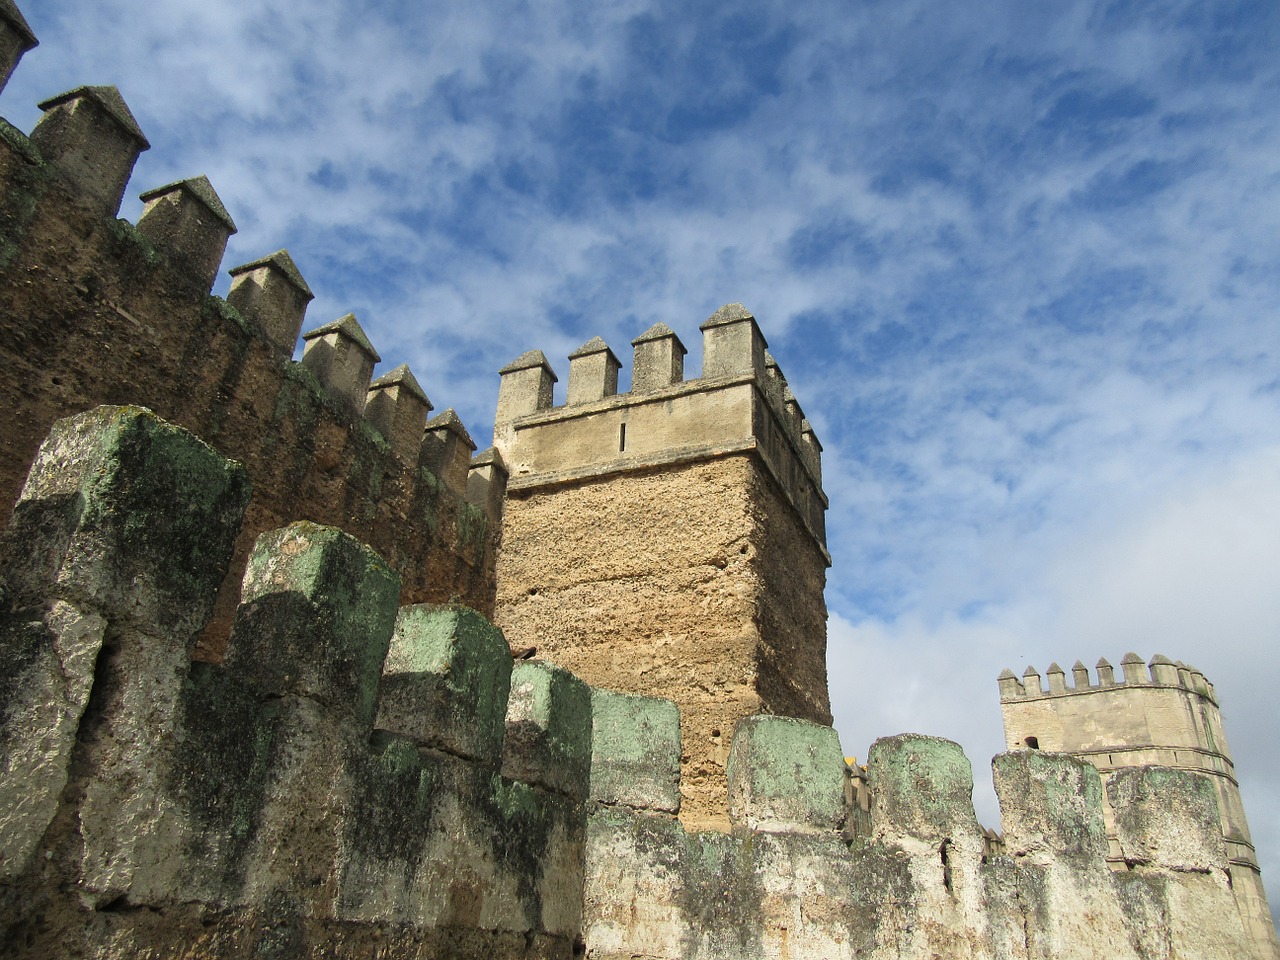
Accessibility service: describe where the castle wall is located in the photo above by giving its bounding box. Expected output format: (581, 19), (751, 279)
(0, 83), (499, 659)
(0, 407), (581, 959)
(1, 404), (1274, 960)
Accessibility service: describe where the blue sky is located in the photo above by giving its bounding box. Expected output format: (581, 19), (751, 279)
(5, 0), (1280, 908)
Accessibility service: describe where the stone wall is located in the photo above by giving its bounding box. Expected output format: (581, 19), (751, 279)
(0, 407), (582, 959)
(0, 57), (501, 659)
(1, 405), (1271, 960)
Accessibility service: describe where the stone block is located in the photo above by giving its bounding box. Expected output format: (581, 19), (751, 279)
(495, 350), (557, 445)
(567, 337), (621, 405)
(375, 604), (513, 765)
(226, 249), (314, 354)
(365, 363), (432, 463)
(225, 522), (401, 729)
(467, 446), (507, 524)
(421, 408), (475, 495)
(992, 750), (1107, 860)
(502, 660), (593, 798)
(630, 322), (686, 393)
(30, 85), (149, 216)
(1, 404), (250, 637)
(300, 313), (381, 413)
(727, 715), (846, 832)
(700, 302), (766, 380)
(868, 733), (979, 844)
(1107, 766), (1226, 871)
(137, 175), (237, 289)
(589, 688), (681, 813)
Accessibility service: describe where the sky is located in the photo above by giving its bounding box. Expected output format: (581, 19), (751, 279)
(4, 0), (1279, 911)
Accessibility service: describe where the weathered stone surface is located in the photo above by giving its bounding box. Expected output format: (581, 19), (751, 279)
(0, 406), (248, 897)
(993, 749), (1108, 861)
(869, 734), (980, 845)
(496, 456), (828, 828)
(1107, 765), (1225, 871)
(376, 603), (513, 764)
(727, 715), (845, 833)
(225, 522), (400, 729)
(2, 405), (250, 635)
(502, 660), (593, 799)
(590, 688), (681, 813)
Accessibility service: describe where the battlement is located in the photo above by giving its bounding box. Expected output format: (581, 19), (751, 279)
(999, 652), (1217, 704)
(0, 54), (505, 647)
(0, 407), (1269, 959)
(492, 304), (827, 559)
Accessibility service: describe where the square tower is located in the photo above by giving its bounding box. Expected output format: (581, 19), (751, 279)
(492, 305), (830, 827)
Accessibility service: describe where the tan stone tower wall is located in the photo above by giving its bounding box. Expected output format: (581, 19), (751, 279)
(999, 654), (1280, 959)
(492, 306), (830, 828)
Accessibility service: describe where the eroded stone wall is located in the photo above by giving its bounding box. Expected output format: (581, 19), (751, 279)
(0, 86), (498, 660)
(496, 456), (769, 826)
(1, 406), (1275, 960)
(0, 407), (581, 960)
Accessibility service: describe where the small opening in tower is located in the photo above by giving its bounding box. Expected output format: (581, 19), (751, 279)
(1025, 736), (1040, 750)
(619, 422), (626, 452)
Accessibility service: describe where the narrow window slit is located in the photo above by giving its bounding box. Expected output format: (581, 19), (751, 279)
(619, 422), (626, 452)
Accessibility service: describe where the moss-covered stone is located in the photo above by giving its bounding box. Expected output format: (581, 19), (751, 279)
(3, 405), (250, 638)
(868, 733), (979, 844)
(993, 750), (1107, 860)
(590, 688), (681, 813)
(376, 604), (512, 764)
(503, 660), (593, 798)
(226, 522), (400, 729)
(727, 715), (846, 832)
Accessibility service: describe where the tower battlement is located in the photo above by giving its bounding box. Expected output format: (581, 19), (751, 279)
(493, 304), (827, 560)
(999, 651), (1276, 952)
(491, 306), (832, 827)
(999, 652), (1217, 703)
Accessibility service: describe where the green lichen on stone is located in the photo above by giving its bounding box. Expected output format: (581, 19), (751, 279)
(504, 660), (593, 797)
(204, 293), (256, 339)
(230, 522), (400, 728)
(456, 502), (488, 550)
(589, 688), (680, 813)
(344, 731), (442, 866)
(376, 604), (512, 764)
(869, 733), (978, 842)
(414, 467), (442, 535)
(992, 750), (1106, 858)
(172, 661), (282, 884)
(29, 406), (251, 634)
(727, 715), (846, 831)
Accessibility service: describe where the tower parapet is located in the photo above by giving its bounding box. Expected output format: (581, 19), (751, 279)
(493, 303), (827, 556)
(999, 651), (1278, 956)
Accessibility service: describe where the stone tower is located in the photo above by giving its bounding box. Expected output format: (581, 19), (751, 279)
(999, 654), (1280, 959)
(492, 304), (830, 826)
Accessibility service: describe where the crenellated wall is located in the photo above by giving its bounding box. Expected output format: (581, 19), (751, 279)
(0, 61), (503, 660)
(2, 8), (1279, 958)
(0, 407), (581, 959)
(1000, 654), (1280, 958)
(491, 306), (830, 829)
(0, 405), (1270, 960)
